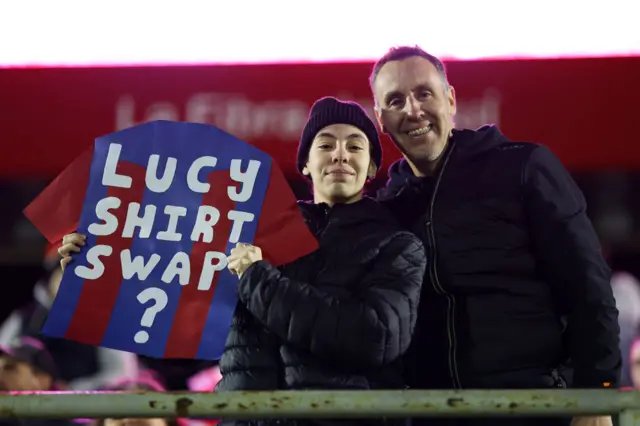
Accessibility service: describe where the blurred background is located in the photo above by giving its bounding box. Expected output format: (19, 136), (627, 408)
(1, 0), (640, 403)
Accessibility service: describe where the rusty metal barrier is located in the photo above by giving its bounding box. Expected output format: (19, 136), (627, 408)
(0, 390), (639, 425)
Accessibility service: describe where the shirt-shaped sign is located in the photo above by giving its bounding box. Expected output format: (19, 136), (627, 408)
(24, 120), (318, 360)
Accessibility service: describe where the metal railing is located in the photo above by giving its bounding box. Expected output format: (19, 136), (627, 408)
(0, 390), (639, 425)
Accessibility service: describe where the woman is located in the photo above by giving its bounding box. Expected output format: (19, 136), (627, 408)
(220, 97), (426, 426)
(59, 97), (426, 426)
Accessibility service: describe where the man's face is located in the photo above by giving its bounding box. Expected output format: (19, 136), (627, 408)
(302, 123), (375, 205)
(0, 355), (52, 391)
(373, 56), (457, 172)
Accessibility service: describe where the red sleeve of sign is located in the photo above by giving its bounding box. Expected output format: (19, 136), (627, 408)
(23, 147), (94, 243)
(254, 162), (318, 266)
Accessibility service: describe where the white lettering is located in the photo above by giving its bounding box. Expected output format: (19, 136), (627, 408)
(117, 93), (314, 141)
(146, 154), (177, 193)
(120, 250), (161, 280)
(102, 143), (132, 188)
(191, 206), (220, 243)
(228, 159), (260, 202)
(455, 89), (502, 129)
(227, 210), (255, 243)
(89, 197), (121, 236)
(75, 245), (113, 280)
(122, 203), (156, 239)
(198, 251), (228, 290)
(156, 205), (187, 241)
(187, 156), (218, 193)
(161, 252), (191, 285)
(115, 95), (136, 130)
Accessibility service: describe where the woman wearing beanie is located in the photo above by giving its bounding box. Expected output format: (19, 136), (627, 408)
(217, 97), (426, 426)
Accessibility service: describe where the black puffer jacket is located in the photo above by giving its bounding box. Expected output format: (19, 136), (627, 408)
(377, 125), (620, 392)
(216, 197), (426, 426)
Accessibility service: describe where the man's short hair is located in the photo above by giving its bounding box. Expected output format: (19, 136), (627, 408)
(369, 46), (449, 90)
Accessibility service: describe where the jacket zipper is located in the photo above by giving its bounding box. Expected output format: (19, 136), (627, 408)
(319, 204), (331, 238)
(425, 145), (462, 389)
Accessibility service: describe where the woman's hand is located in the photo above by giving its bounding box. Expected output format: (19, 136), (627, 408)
(58, 233), (86, 271)
(227, 243), (263, 278)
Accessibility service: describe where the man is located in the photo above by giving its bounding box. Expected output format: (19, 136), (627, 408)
(370, 46), (621, 426)
(0, 336), (59, 392)
(0, 337), (70, 426)
(610, 271), (640, 387)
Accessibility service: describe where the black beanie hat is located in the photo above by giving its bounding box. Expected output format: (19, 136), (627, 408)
(297, 97), (382, 176)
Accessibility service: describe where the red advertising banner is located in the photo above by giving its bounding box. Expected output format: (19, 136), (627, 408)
(1, 56), (639, 179)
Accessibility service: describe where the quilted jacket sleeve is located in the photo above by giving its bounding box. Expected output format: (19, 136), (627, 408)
(236, 233), (426, 369)
(215, 302), (281, 392)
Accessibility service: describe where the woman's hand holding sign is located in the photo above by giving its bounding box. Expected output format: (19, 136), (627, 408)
(59, 233), (86, 271)
(61, 234), (264, 279)
(227, 243), (263, 278)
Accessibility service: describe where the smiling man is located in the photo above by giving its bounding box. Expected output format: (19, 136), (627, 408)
(371, 46), (621, 426)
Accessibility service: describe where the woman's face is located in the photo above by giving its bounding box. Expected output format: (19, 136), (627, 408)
(303, 123), (375, 205)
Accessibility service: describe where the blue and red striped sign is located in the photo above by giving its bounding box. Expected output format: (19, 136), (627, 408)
(27, 120), (317, 360)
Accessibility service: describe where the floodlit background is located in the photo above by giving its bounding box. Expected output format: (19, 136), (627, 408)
(1, 0), (639, 66)
(1, 0), (640, 402)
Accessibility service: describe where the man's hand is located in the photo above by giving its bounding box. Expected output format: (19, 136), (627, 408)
(571, 416), (613, 426)
(227, 243), (263, 278)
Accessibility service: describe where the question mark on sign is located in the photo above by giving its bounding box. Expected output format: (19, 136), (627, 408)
(134, 287), (169, 344)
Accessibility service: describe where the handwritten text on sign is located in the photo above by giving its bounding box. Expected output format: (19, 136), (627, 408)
(75, 142), (260, 343)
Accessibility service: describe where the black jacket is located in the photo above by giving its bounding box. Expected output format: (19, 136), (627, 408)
(216, 197), (426, 425)
(377, 125), (621, 390)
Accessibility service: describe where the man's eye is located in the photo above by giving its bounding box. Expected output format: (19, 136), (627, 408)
(388, 97), (408, 109)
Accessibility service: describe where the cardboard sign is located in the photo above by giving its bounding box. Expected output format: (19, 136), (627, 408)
(25, 120), (318, 360)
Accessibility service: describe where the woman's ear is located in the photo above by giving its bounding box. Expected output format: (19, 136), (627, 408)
(302, 166), (310, 176)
